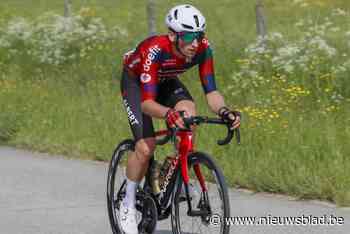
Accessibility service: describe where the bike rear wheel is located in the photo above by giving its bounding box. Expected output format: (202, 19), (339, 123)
(171, 151), (230, 234)
(106, 139), (158, 234)
(106, 139), (135, 234)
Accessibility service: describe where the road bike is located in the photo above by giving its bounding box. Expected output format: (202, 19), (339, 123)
(107, 115), (240, 234)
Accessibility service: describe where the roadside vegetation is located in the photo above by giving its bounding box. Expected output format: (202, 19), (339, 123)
(0, 0), (349, 206)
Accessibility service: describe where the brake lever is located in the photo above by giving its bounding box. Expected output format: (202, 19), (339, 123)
(235, 128), (241, 145)
(182, 117), (192, 130)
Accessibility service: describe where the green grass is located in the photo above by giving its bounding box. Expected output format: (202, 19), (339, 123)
(1, 0), (350, 206)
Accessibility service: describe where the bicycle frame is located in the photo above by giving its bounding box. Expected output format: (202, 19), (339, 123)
(107, 116), (238, 233)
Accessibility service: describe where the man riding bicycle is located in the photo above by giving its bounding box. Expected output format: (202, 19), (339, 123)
(119, 4), (241, 234)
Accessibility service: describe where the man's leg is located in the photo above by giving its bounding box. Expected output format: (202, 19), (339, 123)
(120, 138), (155, 234)
(123, 137), (155, 207)
(126, 138), (156, 181)
(120, 70), (156, 233)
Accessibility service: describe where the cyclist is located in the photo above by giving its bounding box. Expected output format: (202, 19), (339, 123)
(119, 4), (241, 234)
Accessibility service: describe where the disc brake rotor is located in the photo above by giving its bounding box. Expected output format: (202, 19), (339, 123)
(136, 191), (158, 234)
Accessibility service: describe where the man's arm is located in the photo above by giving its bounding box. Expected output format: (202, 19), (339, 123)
(205, 90), (226, 114)
(206, 90), (241, 129)
(141, 100), (185, 128)
(141, 100), (169, 119)
(198, 39), (241, 129)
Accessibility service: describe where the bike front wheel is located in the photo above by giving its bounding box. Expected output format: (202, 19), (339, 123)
(171, 151), (230, 234)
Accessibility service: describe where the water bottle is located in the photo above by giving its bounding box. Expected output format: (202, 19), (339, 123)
(150, 160), (161, 194)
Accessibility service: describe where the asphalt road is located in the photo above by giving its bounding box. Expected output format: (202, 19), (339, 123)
(0, 146), (349, 234)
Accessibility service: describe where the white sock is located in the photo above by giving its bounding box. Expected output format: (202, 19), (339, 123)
(123, 178), (138, 208)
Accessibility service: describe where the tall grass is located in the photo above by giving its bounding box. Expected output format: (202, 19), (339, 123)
(0, 0), (349, 205)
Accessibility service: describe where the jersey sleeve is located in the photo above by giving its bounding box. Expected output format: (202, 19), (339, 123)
(139, 44), (161, 102)
(198, 38), (217, 94)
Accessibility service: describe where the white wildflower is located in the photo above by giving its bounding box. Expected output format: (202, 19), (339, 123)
(0, 37), (11, 48)
(331, 93), (344, 103)
(324, 21), (333, 28)
(335, 65), (347, 73)
(343, 60), (350, 68)
(329, 27), (340, 33)
(332, 8), (347, 16)
(277, 45), (300, 58)
(6, 17), (33, 41)
(247, 70), (258, 78)
(308, 36), (337, 57)
(283, 64), (295, 73)
(9, 49), (18, 55)
(269, 32), (283, 41)
(292, 0), (304, 5)
(12, 11), (118, 65)
(245, 42), (267, 55)
(295, 55), (310, 69)
(295, 20), (305, 27)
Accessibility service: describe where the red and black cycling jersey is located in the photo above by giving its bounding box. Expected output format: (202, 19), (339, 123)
(123, 35), (217, 102)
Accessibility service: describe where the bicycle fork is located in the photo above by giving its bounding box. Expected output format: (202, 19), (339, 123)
(177, 131), (210, 217)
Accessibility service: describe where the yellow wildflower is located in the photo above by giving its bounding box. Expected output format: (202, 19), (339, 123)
(79, 7), (96, 18)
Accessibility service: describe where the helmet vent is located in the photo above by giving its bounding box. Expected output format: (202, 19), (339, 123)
(181, 24), (194, 30)
(174, 9), (178, 19)
(185, 5), (191, 8)
(201, 23), (206, 29)
(193, 15), (199, 27)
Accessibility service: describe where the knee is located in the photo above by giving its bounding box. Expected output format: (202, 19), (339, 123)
(135, 139), (155, 164)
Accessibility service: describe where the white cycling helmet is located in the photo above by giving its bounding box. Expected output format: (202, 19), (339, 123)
(165, 4), (206, 32)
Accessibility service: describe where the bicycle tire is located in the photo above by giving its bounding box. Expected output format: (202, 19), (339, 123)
(171, 151), (230, 234)
(106, 139), (134, 234)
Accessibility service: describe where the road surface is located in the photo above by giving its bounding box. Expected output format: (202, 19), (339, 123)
(0, 146), (349, 234)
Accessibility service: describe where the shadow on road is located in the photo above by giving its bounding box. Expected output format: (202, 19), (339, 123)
(155, 231), (171, 234)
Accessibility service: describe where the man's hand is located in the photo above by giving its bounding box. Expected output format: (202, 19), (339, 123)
(219, 107), (241, 130)
(165, 109), (185, 129)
